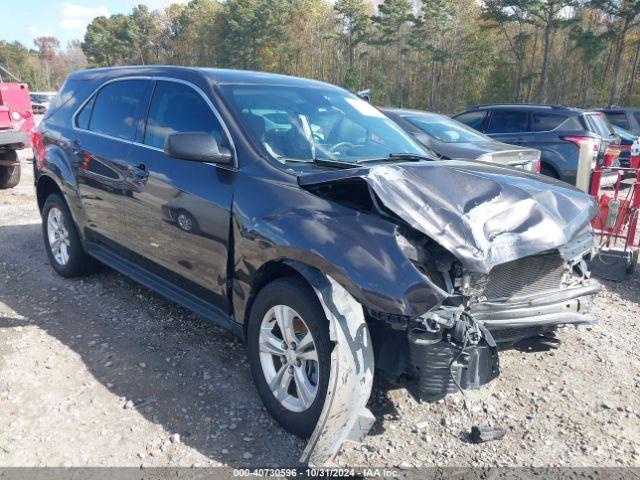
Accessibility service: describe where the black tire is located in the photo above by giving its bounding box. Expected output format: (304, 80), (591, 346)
(42, 193), (99, 278)
(0, 151), (20, 189)
(247, 276), (332, 438)
(540, 163), (559, 179)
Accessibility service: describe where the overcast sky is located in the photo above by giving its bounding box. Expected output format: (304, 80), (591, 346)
(7, 1), (187, 49)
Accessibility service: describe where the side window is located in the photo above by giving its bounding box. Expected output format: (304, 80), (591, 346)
(605, 112), (629, 130)
(89, 80), (147, 141)
(486, 110), (529, 134)
(75, 95), (95, 130)
(454, 111), (486, 130)
(144, 81), (224, 150)
(634, 113), (640, 127)
(532, 113), (566, 132)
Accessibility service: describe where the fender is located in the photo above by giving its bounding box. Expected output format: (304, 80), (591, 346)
(37, 142), (88, 230)
(230, 172), (449, 325)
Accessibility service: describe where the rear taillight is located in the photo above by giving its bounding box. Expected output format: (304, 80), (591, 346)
(561, 135), (598, 150)
(562, 135), (600, 169)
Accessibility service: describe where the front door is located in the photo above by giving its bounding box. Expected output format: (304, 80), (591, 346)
(124, 79), (235, 313)
(72, 79), (149, 244)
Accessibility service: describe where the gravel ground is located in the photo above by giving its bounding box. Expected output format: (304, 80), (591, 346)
(1, 148), (639, 468)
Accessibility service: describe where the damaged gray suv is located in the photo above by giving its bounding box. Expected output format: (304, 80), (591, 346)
(35, 67), (599, 464)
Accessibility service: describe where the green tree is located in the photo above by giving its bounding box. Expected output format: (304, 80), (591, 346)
(373, 0), (416, 105)
(335, 0), (371, 70)
(482, 0), (579, 103)
(591, 0), (640, 104)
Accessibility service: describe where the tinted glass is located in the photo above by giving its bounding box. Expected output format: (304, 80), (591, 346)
(75, 95), (95, 130)
(532, 113), (566, 132)
(584, 113), (615, 138)
(221, 85), (424, 163)
(605, 112), (629, 130)
(144, 81), (224, 150)
(403, 113), (491, 143)
(487, 110), (528, 133)
(454, 111), (486, 130)
(89, 80), (147, 141)
(613, 125), (636, 142)
(634, 113), (640, 126)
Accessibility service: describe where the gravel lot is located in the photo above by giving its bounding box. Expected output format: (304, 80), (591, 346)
(1, 148), (639, 468)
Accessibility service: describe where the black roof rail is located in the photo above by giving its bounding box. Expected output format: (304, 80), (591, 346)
(466, 103), (572, 110)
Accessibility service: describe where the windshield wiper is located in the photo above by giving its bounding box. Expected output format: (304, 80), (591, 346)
(356, 152), (435, 164)
(281, 157), (356, 169)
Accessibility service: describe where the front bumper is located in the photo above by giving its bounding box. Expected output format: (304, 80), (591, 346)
(469, 281), (600, 342)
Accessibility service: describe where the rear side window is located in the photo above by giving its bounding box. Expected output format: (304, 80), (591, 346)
(144, 81), (224, 150)
(454, 111), (486, 130)
(584, 113), (615, 138)
(486, 110), (528, 133)
(605, 112), (629, 130)
(75, 96), (94, 130)
(86, 80), (147, 141)
(532, 113), (566, 132)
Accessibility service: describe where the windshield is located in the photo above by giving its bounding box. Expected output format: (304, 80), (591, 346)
(402, 112), (491, 143)
(221, 85), (425, 163)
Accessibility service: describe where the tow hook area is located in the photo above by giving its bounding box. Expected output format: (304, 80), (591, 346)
(410, 309), (500, 401)
(287, 263), (375, 466)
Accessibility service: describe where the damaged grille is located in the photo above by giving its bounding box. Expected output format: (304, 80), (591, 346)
(483, 251), (565, 300)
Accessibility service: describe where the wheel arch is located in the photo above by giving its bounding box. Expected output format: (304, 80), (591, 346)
(36, 174), (63, 212)
(242, 260), (319, 338)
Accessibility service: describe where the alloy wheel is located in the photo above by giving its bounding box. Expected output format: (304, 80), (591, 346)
(47, 207), (71, 265)
(258, 305), (319, 412)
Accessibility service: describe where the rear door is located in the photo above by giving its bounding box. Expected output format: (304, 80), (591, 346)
(72, 78), (149, 244)
(484, 109), (531, 145)
(123, 79), (235, 313)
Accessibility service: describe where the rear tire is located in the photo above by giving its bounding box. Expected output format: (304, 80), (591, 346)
(540, 163), (559, 179)
(247, 276), (332, 438)
(0, 151), (20, 189)
(42, 193), (99, 278)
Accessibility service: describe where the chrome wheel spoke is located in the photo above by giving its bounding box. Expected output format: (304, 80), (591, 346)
(269, 364), (293, 402)
(297, 332), (313, 351)
(297, 347), (318, 362)
(293, 365), (315, 409)
(274, 305), (295, 344)
(259, 329), (285, 356)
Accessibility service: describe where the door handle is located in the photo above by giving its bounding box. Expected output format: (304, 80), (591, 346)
(71, 138), (82, 154)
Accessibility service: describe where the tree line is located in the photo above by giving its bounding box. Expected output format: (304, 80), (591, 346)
(3, 0), (640, 113)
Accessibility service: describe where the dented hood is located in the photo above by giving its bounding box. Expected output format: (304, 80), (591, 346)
(299, 160), (598, 273)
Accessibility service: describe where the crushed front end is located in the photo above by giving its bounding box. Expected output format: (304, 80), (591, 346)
(389, 228), (599, 401)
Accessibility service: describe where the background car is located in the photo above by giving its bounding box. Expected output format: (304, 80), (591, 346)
(596, 107), (640, 135)
(610, 124), (639, 169)
(30, 91), (57, 115)
(382, 108), (540, 172)
(453, 104), (619, 185)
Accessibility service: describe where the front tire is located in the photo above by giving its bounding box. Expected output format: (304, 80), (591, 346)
(42, 193), (98, 277)
(247, 277), (332, 438)
(0, 151), (20, 189)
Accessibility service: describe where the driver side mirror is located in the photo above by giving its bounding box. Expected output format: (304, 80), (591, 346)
(164, 132), (233, 165)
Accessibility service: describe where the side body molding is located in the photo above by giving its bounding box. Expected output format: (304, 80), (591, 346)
(286, 262), (375, 466)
